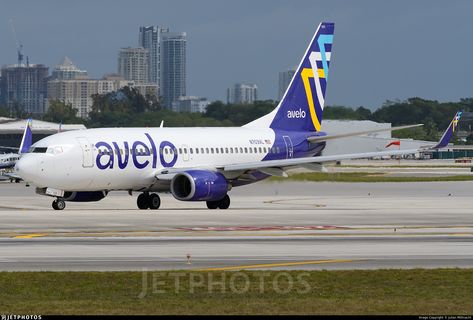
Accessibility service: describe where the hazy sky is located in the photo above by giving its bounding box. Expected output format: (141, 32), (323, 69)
(1, 0), (472, 109)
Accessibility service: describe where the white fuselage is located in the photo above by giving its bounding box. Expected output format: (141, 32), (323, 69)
(0, 153), (20, 169)
(16, 127), (279, 192)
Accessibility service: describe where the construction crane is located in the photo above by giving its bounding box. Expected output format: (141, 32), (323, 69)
(9, 19), (24, 66)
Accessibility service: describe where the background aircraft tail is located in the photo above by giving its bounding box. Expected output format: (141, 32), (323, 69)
(245, 22), (334, 132)
(19, 118), (33, 154)
(431, 111), (462, 149)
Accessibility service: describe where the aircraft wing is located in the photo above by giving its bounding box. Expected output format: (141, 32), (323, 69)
(222, 149), (418, 172)
(223, 112), (461, 173)
(155, 112), (461, 180)
(307, 124), (423, 143)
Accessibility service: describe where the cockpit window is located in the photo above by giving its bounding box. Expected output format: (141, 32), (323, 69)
(31, 147), (48, 153)
(47, 146), (64, 155)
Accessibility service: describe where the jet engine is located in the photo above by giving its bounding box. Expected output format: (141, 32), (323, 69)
(170, 170), (229, 201)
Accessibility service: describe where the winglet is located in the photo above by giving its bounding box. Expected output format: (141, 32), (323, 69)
(431, 111), (462, 149)
(19, 118), (33, 154)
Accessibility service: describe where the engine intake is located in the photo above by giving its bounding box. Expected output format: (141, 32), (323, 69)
(170, 170), (229, 201)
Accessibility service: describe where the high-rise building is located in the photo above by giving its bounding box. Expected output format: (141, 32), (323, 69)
(51, 57), (88, 80)
(138, 26), (169, 90)
(278, 67), (296, 100)
(171, 96), (210, 113)
(117, 47), (149, 84)
(162, 32), (186, 108)
(0, 64), (49, 115)
(227, 83), (258, 104)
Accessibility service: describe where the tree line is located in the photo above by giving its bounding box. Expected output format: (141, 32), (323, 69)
(1, 87), (473, 143)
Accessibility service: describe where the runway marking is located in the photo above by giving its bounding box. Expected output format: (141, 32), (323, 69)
(178, 225), (349, 231)
(264, 198), (327, 207)
(196, 259), (356, 271)
(13, 234), (48, 239)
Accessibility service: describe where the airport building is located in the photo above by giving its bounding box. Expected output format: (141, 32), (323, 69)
(227, 83), (258, 104)
(0, 117), (86, 151)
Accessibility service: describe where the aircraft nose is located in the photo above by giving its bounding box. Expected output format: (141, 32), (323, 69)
(15, 155), (38, 182)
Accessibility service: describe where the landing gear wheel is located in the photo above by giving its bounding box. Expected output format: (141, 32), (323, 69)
(217, 195), (230, 209)
(149, 193), (161, 210)
(52, 199), (66, 210)
(137, 193), (149, 209)
(206, 200), (218, 209)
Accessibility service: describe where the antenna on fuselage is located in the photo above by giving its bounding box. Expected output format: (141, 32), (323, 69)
(159, 120), (164, 128)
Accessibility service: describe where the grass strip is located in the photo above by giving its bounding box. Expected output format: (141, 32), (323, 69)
(0, 269), (472, 314)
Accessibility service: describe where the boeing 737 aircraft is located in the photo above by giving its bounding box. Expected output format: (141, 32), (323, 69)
(14, 22), (462, 210)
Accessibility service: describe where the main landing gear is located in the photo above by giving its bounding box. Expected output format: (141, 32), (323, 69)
(52, 198), (66, 210)
(137, 192), (161, 210)
(206, 194), (230, 210)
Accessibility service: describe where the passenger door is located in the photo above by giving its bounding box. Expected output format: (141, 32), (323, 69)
(76, 137), (94, 168)
(282, 136), (294, 159)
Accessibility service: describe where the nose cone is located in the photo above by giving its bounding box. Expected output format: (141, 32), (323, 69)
(15, 155), (38, 183)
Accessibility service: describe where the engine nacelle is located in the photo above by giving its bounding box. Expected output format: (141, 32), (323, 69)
(170, 170), (229, 201)
(62, 191), (108, 202)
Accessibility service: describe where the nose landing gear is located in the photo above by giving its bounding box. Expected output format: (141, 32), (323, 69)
(52, 198), (66, 210)
(137, 192), (161, 210)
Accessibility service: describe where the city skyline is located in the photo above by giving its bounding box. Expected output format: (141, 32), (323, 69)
(1, 1), (472, 109)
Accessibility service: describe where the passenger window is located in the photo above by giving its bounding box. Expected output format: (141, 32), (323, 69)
(206, 148), (209, 154)
(195, 148), (198, 154)
(220, 148), (224, 153)
(165, 148), (168, 155)
(254, 147), (258, 153)
(216, 148), (219, 154)
(258, 147), (262, 153)
(230, 147), (233, 153)
(211, 148), (214, 154)
(225, 147), (229, 153)
(244, 147), (248, 153)
(249, 148), (252, 154)
(240, 147), (243, 153)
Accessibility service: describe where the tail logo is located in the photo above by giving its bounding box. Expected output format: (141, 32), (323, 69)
(302, 34), (333, 131)
(452, 112), (462, 132)
(287, 108), (306, 119)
